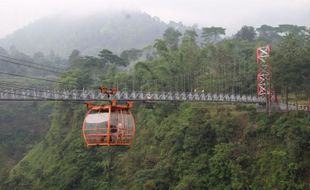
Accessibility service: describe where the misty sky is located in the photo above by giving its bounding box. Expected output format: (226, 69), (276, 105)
(1, 0), (309, 38)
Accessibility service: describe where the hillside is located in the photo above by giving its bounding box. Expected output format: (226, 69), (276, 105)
(0, 102), (50, 183)
(0, 21), (309, 189)
(0, 11), (176, 57)
(2, 102), (310, 189)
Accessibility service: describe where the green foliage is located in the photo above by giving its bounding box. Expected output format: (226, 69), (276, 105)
(2, 100), (309, 190)
(256, 25), (281, 42)
(98, 49), (128, 66)
(1, 23), (310, 190)
(235, 26), (256, 42)
(163, 27), (182, 51)
(272, 32), (310, 103)
(153, 39), (169, 58)
(0, 102), (50, 187)
(202, 26), (226, 44)
(183, 29), (198, 43)
(120, 49), (142, 62)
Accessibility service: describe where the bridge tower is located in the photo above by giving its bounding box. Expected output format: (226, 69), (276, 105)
(256, 45), (271, 97)
(256, 45), (274, 112)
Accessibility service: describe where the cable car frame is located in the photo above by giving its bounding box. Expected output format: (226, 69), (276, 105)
(82, 87), (136, 147)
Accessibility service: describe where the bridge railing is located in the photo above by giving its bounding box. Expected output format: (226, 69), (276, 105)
(0, 88), (265, 103)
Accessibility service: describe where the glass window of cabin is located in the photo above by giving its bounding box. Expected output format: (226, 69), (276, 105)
(85, 112), (108, 132)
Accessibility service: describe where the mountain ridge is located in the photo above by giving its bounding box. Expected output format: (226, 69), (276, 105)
(0, 11), (183, 57)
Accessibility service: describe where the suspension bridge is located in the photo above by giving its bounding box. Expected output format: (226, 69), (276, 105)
(0, 46), (308, 112)
(0, 88), (264, 103)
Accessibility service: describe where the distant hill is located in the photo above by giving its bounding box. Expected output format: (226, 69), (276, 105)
(0, 11), (185, 57)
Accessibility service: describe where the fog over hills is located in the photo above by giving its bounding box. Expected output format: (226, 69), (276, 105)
(0, 11), (186, 57)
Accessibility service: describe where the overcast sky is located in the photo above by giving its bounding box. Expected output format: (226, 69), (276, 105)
(0, 0), (309, 38)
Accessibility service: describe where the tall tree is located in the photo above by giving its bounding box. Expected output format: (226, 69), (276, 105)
(163, 27), (182, 51)
(235, 26), (256, 42)
(120, 49), (142, 62)
(272, 33), (304, 110)
(153, 39), (169, 58)
(202, 27), (226, 44)
(98, 49), (127, 66)
(299, 37), (310, 109)
(256, 25), (280, 42)
(183, 29), (198, 42)
(68, 49), (81, 65)
(277, 24), (307, 36)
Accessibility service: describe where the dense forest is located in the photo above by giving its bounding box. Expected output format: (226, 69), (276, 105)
(0, 23), (309, 189)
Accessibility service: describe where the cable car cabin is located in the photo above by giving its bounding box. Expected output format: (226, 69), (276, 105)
(83, 101), (135, 146)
